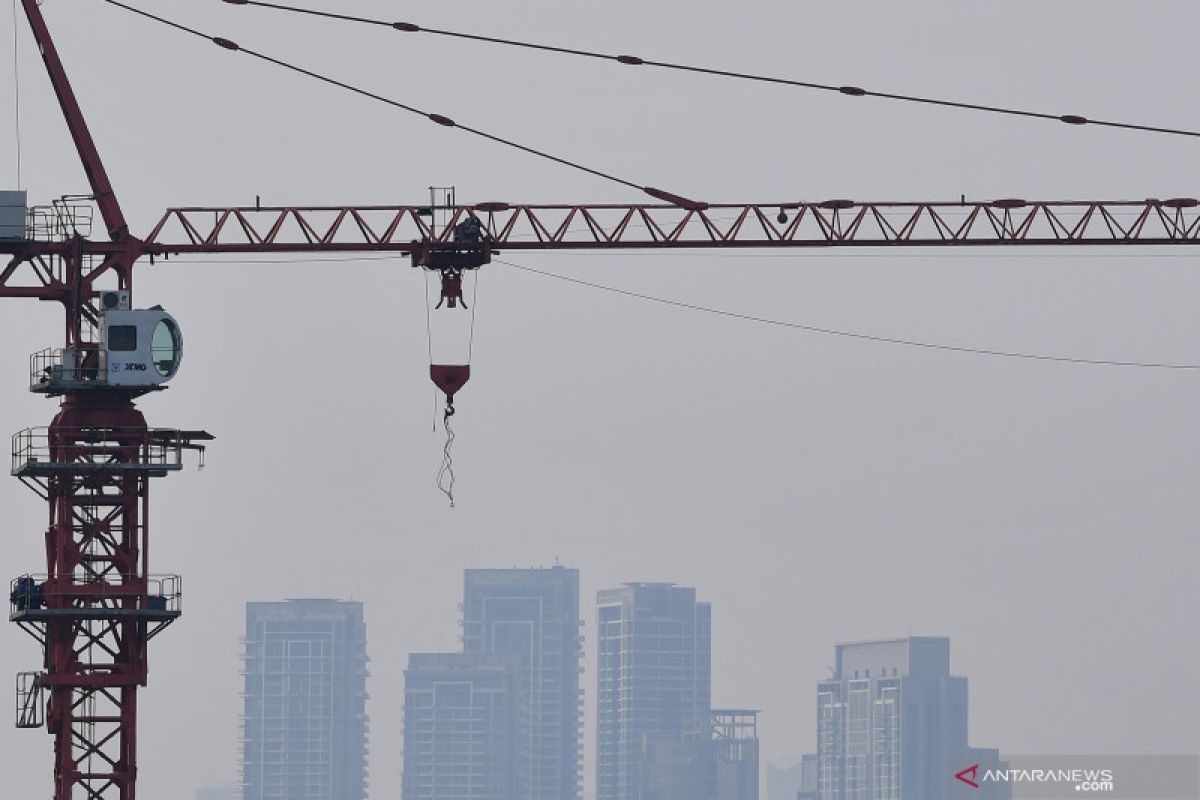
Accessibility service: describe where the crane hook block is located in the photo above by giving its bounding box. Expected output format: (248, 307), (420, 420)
(431, 364), (470, 403)
(436, 270), (466, 309)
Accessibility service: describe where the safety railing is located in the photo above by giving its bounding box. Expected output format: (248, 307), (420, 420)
(9, 574), (182, 618)
(12, 427), (187, 476)
(28, 347), (109, 393)
(15, 672), (44, 729)
(26, 200), (94, 242)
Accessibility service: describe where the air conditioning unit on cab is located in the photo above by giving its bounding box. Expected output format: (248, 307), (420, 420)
(98, 289), (130, 312)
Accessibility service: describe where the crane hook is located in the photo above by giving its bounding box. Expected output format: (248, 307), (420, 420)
(435, 269), (467, 309)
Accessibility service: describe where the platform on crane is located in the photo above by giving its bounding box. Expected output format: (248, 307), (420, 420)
(29, 347), (107, 393)
(26, 198), (93, 241)
(11, 426), (192, 477)
(8, 574), (182, 624)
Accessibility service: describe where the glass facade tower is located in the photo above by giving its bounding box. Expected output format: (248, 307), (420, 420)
(462, 567), (583, 800)
(402, 653), (523, 800)
(241, 599), (368, 800)
(815, 637), (1002, 800)
(596, 583), (712, 800)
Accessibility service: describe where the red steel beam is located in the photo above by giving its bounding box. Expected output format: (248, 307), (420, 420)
(139, 198), (1200, 254)
(20, 0), (129, 242)
(2, 197), (1197, 301)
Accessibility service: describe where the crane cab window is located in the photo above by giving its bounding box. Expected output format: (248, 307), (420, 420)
(108, 325), (137, 352)
(151, 318), (181, 377)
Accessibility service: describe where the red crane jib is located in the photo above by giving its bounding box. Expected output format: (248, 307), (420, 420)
(135, 198), (1200, 254)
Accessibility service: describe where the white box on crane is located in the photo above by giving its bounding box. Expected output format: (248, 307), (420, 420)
(0, 190), (28, 240)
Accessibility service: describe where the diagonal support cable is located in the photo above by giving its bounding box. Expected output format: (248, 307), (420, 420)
(100, 0), (707, 209)
(225, 0), (1200, 140)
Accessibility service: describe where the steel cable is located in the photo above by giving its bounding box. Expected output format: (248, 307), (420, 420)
(98, 0), (711, 207)
(11, 0), (22, 186)
(495, 258), (1200, 370)
(226, 0), (1200, 140)
(161, 253), (1200, 370)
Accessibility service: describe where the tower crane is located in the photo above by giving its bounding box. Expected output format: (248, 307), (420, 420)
(2, 1), (1199, 798)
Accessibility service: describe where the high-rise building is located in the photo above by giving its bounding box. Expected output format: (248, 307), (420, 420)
(712, 710), (759, 800)
(461, 566), (584, 800)
(596, 582), (712, 800)
(241, 599), (368, 800)
(815, 637), (1004, 800)
(401, 653), (524, 800)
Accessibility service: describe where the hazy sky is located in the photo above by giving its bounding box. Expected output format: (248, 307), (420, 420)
(2, 2), (1199, 798)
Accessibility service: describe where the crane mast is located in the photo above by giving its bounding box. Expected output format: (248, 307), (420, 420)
(0, 5), (1197, 800)
(6, 4), (207, 800)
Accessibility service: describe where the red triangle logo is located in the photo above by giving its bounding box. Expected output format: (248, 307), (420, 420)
(956, 764), (980, 789)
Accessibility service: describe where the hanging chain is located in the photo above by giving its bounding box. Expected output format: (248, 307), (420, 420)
(436, 401), (456, 507)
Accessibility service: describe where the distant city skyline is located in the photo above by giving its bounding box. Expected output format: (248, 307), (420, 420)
(214, 579), (1014, 800)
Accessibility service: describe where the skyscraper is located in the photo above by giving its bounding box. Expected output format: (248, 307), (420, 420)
(462, 567), (583, 800)
(402, 653), (524, 800)
(596, 582), (712, 800)
(815, 637), (1003, 800)
(241, 599), (368, 800)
